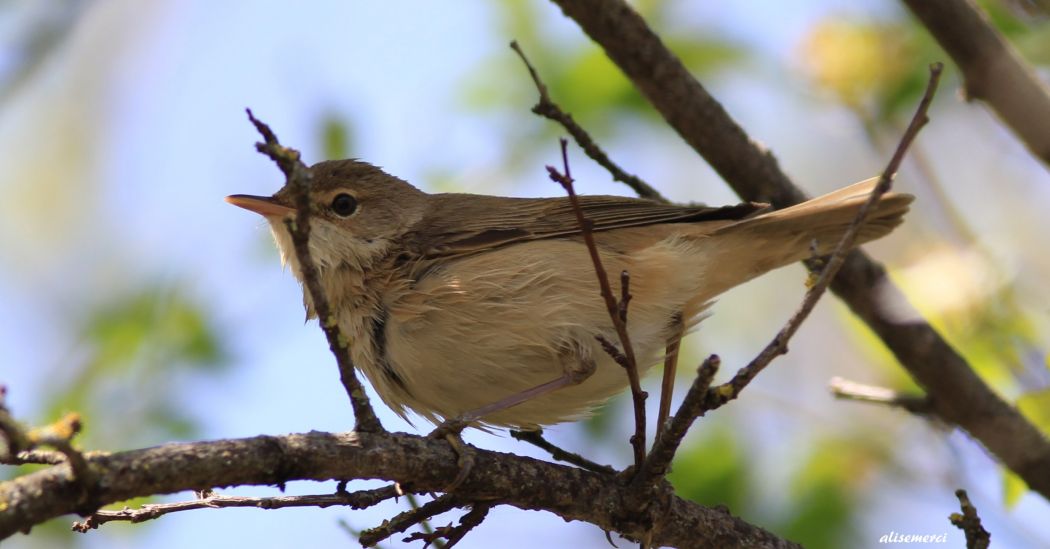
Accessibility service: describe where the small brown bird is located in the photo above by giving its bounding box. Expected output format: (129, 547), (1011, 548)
(227, 159), (912, 429)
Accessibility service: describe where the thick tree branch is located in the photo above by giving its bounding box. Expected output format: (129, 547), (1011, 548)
(549, 0), (1050, 501)
(902, 0), (1050, 169)
(0, 430), (797, 548)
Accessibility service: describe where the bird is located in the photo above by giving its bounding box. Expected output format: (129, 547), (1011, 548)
(226, 159), (912, 430)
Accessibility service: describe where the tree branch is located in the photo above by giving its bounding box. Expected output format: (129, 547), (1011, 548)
(0, 430), (798, 548)
(902, 0), (1050, 169)
(548, 0), (1050, 501)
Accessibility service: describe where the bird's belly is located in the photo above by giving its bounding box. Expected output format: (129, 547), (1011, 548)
(379, 238), (702, 428)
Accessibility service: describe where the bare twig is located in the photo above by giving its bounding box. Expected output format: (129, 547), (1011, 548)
(360, 494), (463, 547)
(546, 139), (647, 470)
(510, 429), (616, 474)
(403, 503), (492, 548)
(511, 41), (667, 203)
(246, 109), (383, 434)
(405, 493), (445, 549)
(705, 63), (943, 410)
(949, 489), (991, 549)
(829, 377), (934, 416)
(72, 486), (400, 532)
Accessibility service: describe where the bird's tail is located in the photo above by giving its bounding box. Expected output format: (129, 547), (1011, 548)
(695, 177), (913, 297)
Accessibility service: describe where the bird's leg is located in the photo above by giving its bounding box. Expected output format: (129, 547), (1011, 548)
(428, 349), (596, 490)
(460, 353), (597, 425)
(657, 314), (684, 434)
(431, 345), (597, 436)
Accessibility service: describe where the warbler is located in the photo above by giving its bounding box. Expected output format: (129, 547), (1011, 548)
(227, 159), (911, 429)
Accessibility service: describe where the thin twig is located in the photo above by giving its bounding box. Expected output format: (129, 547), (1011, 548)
(510, 429), (616, 474)
(404, 503), (492, 548)
(246, 109), (383, 434)
(636, 356), (720, 485)
(949, 489), (991, 549)
(72, 486), (401, 532)
(546, 139), (647, 470)
(704, 63), (943, 411)
(829, 377), (933, 416)
(405, 493), (445, 549)
(511, 41), (667, 203)
(359, 494), (463, 547)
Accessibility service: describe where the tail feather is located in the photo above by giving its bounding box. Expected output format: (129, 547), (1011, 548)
(696, 177), (912, 297)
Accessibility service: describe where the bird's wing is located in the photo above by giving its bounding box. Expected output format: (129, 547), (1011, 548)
(404, 193), (768, 258)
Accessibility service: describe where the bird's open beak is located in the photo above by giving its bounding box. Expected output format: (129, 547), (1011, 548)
(225, 194), (295, 217)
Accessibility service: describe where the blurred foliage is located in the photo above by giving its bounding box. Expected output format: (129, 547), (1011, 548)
(772, 437), (883, 549)
(45, 284), (229, 451)
(797, 17), (938, 126)
(668, 429), (879, 549)
(319, 113), (354, 160)
(462, 0), (747, 143)
(1002, 468), (1028, 508)
(667, 427), (752, 512)
(8, 284), (229, 543)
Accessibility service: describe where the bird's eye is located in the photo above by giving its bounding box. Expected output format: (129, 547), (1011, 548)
(330, 193), (358, 217)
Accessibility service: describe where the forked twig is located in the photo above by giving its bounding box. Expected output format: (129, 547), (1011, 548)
(359, 494), (463, 547)
(949, 489), (990, 549)
(546, 139), (647, 470)
(247, 109), (383, 433)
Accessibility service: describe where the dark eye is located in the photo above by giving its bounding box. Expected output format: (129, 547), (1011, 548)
(330, 193), (358, 217)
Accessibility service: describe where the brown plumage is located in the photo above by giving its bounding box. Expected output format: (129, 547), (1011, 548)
(227, 159), (913, 429)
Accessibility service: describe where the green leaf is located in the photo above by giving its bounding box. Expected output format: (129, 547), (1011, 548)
(1017, 388), (1050, 436)
(1001, 467), (1028, 508)
(667, 427), (750, 511)
(319, 114), (354, 160)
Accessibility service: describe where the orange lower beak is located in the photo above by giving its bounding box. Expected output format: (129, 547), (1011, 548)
(225, 194), (295, 217)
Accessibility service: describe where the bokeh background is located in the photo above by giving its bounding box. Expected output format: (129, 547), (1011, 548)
(2, 1), (1049, 547)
